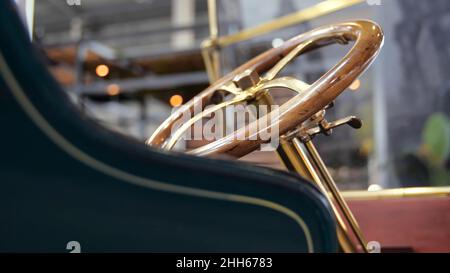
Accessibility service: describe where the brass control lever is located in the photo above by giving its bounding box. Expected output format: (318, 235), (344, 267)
(283, 113), (362, 142)
(306, 116), (362, 138)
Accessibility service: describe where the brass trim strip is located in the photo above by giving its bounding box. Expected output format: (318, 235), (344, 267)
(342, 187), (450, 200)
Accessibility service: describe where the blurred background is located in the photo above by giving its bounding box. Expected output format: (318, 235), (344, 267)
(26, 0), (450, 190)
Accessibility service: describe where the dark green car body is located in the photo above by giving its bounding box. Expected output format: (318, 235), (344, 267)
(0, 1), (337, 253)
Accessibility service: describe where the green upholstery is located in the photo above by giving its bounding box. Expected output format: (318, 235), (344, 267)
(0, 1), (337, 253)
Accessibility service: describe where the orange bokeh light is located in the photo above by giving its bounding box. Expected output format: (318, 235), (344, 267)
(169, 94), (183, 107)
(96, 64), (110, 77)
(107, 84), (120, 96)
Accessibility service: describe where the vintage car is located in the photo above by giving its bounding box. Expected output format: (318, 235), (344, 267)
(0, 0), (449, 253)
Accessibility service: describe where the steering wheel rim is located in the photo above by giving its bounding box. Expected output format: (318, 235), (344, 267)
(146, 20), (383, 158)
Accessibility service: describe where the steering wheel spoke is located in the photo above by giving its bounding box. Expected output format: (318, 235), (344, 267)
(163, 93), (250, 150)
(257, 76), (311, 95)
(263, 40), (314, 81)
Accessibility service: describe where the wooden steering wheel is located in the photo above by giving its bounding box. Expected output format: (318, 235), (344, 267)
(146, 20), (384, 158)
